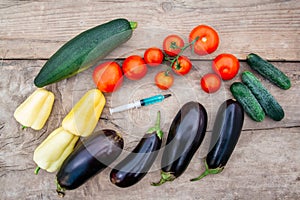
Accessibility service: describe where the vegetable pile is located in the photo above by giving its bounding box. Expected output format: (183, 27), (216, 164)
(90, 23), (241, 93)
(12, 18), (292, 197)
(33, 89), (106, 174)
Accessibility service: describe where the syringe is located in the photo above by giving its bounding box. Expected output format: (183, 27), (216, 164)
(109, 94), (172, 114)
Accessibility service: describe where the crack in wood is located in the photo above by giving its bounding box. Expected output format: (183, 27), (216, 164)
(243, 125), (300, 132)
(0, 141), (13, 151)
(0, 123), (4, 132)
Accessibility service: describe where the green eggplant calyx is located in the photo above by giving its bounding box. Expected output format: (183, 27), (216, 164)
(56, 179), (66, 197)
(130, 21), (138, 30)
(34, 166), (41, 175)
(190, 159), (224, 182)
(22, 125), (27, 130)
(156, 130), (163, 140)
(151, 171), (176, 186)
(147, 111), (163, 140)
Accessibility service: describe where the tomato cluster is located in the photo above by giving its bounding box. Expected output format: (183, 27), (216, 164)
(92, 54), (149, 93)
(201, 53), (240, 93)
(92, 24), (240, 93)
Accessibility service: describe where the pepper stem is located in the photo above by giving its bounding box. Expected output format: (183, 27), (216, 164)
(147, 111), (163, 140)
(190, 158), (224, 182)
(151, 171), (176, 186)
(34, 166), (40, 175)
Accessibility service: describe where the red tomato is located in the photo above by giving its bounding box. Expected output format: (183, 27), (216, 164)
(189, 25), (219, 55)
(200, 73), (221, 93)
(212, 53), (240, 80)
(92, 61), (123, 93)
(163, 35), (185, 56)
(172, 56), (192, 76)
(144, 47), (164, 67)
(122, 55), (148, 80)
(155, 71), (174, 90)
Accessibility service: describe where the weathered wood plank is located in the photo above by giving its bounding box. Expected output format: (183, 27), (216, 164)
(1, 125), (299, 200)
(1, 1), (300, 199)
(0, 0), (299, 60)
(0, 59), (299, 199)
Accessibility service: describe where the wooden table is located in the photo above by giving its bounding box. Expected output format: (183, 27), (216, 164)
(1, 1), (299, 199)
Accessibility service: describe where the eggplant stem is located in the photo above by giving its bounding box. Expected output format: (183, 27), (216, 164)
(56, 179), (66, 197)
(190, 169), (210, 181)
(151, 178), (167, 186)
(147, 111), (163, 140)
(34, 166), (40, 175)
(154, 111), (161, 129)
(190, 159), (224, 182)
(151, 171), (175, 186)
(156, 130), (163, 140)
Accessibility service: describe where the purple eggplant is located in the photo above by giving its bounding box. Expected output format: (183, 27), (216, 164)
(56, 129), (124, 196)
(152, 101), (207, 186)
(110, 111), (163, 188)
(191, 99), (244, 181)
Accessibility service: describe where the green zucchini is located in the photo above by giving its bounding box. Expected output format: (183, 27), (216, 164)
(34, 18), (137, 87)
(246, 53), (291, 90)
(242, 71), (284, 121)
(230, 82), (265, 122)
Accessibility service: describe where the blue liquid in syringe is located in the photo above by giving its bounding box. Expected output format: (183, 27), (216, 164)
(140, 94), (171, 106)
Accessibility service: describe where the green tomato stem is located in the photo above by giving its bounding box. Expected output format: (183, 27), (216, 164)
(164, 70), (170, 77)
(166, 36), (200, 71)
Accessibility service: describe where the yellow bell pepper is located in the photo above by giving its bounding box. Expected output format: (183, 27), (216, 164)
(33, 127), (79, 173)
(14, 88), (55, 130)
(62, 89), (105, 137)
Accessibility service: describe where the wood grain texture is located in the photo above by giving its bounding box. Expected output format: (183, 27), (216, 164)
(0, 59), (299, 199)
(1, 128), (300, 200)
(0, 0), (299, 60)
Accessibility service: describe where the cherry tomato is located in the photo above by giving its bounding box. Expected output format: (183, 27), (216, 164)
(172, 56), (192, 76)
(163, 35), (185, 56)
(122, 55), (147, 80)
(200, 73), (221, 93)
(212, 53), (240, 80)
(189, 25), (219, 55)
(92, 61), (123, 93)
(144, 47), (164, 67)
(155, 71), (174, 90)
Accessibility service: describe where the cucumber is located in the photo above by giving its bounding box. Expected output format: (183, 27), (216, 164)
(34, 18), (137, 87)
(246, 53), (291, 90)
(230, 82), (265, 122)
(242, 71), (284, 121)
